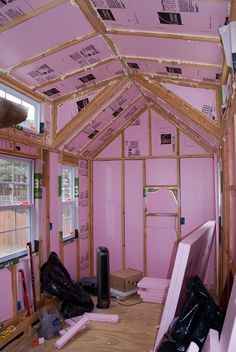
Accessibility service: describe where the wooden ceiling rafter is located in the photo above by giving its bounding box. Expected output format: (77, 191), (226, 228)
(53, 76), (129, 147)
(150, 101), (216, 155)
(78, 94), (143, 155)
(0, 0), (66, 34)
(54, 75), (125, 105)
(109, 29), (221, 44)
(91, 104), (148, 158)
(9, 32), (98, 72)
(132, 73), (221, 139)
(33, 57), (116, 92)
(75, 0), (130, 77)
(146, 74), (219, 90)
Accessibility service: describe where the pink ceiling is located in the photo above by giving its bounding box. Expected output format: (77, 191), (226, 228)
(125, 59), (221, 83)
(162, 83), (217, 121)
(92, 0), (228, 36)
(0, 0), (49, 26)
(0, 2), (93, 69)
(0, 0), (227, 153)
(110, 34), (223, 65)
(62, 84), (141, 151)
(11, 36), (114, 87)
(57, 91), (101, 132)
(38, 59), (124, 99)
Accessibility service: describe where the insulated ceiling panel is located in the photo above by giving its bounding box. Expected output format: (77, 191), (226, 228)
(125, 59), (221, 83)
(0, 0), (49, 26)
(162, 83), (217, 121)
(149, 92), (220, 150)
(92, 0), (228, 36)
(110, 35), (223, 65)
(11, 36), (114, 87)
(80, 96), (146, 157)
(57, 90), (101, 132)
(37, 59), (124, 99)
(62, 84), (140, 151)
(0, 2), (93, 69)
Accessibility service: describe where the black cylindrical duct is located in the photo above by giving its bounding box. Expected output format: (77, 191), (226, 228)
(96, 246), (110, 309)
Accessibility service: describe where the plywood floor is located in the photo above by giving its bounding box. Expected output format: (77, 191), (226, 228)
(4, 296), (163, 352)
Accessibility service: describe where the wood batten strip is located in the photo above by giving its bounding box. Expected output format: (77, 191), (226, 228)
(79, 94), (142, 154)
(91, 105), (148, 158)
(33, 57), (115, 91)
(75, 0), (130, 76)
(10, 32), (97, 72)
(54, 76), (124, 105)
(150, 102), (215, 155)
(133, 73), (221, 139)
(88, 159), (94, 276)
(150, 75), (219, 90)
(110, 29), (221, 43)
(54, 77), (129, 147)
(0, 0), (66, 33)
(123, 56), (221, 71)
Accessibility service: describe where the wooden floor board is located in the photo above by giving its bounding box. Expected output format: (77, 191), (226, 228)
(4, 296), (163, 352)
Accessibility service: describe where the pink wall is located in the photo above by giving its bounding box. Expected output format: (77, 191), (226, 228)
(180, 158), (215, 237)
(146, 159), (177, 185)
(49, 152), (60, 255)
(151, 111), (176, 156)
(93, 161), (122, 273)
(146, 216), (178, 278)
(97, 135), (122, 158)
(124, 111), (149, 157)
(0, 269), (13, 321)
(180, 132), (207, 155)
(125, 160), (144, 271)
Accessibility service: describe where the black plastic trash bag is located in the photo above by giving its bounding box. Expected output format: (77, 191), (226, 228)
(156, 276), (225, 352)
(41, 252), (94, 318)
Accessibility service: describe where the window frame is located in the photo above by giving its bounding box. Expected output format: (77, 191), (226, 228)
(61, 165), (77, 241)
(0, 154), (34, 264)
(0, 82), (40, 133)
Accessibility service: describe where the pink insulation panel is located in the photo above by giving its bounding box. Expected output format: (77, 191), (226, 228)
(0, 0), (49, 26)
(65, 84), (140, 152)
(124, 110), (149, 157)
(92, 0), (228, 36)
(180, 158), (215, 237)
(0, 2), (93, 69)
(38, 59), (124, 99)
(125, 160), (144, 271)
(12, 36), (114, 87)
(80, 237), (89, 278)
(63, 241), (77, 282)
(149, 92), (220, 150)
(97, 135), (122, 158)
(180, 132), (207, 155)
(146, 216), (178, 278)
(145, 189), (178, 214)
(146, 159), (177, 186)
(155, 220), (215, 348)
(126, 59), (220, 83)
(0, 268), (13, 321)
(93, 161), (122, 273)
(57, 91), (99, 132)
(110, 35), (222, 65)
(151, 110), (176, 156)
(163, 83), (217, 121)
(81, 97), (146, 157)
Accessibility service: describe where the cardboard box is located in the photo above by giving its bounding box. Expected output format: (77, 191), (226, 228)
(110, 268), (144, 293)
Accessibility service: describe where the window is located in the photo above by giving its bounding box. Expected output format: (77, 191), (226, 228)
(0, 83), (40, 133)
(62, 165), (77, 239)
(0, 154), (34, 263)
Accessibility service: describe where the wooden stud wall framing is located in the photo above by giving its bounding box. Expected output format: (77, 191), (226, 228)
(143, 160), (147, 276)
(43, 150), (51, 259)
(88, 159), (94, 277)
